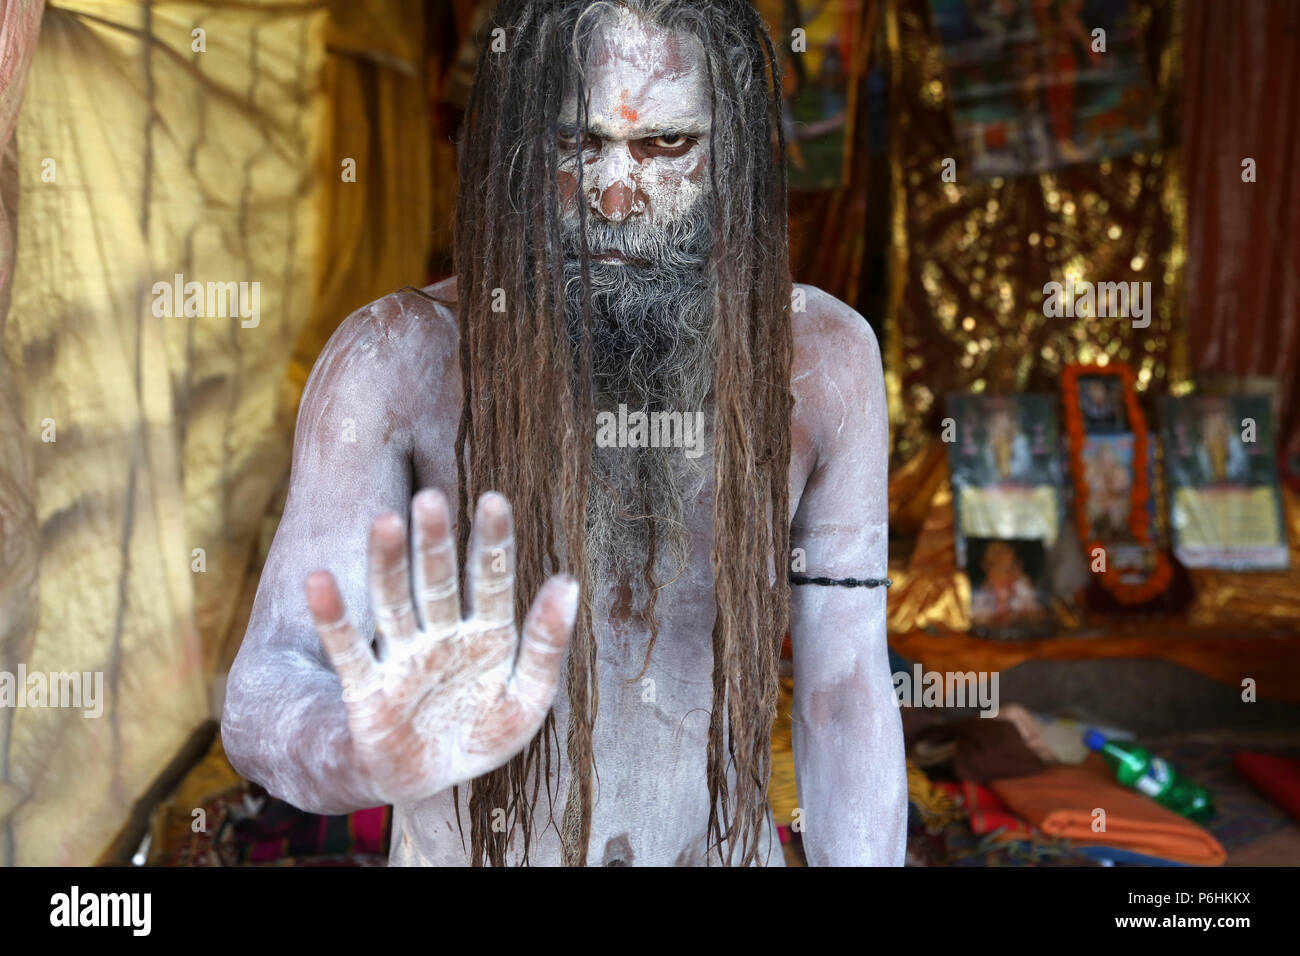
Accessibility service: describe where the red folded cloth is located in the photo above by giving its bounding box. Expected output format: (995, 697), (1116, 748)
(963, 781), (1032, 838)
(1234, 751), (1300, 823)
(934, 780), (1032, 840)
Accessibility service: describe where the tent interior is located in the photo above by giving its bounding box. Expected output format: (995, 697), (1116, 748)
(1, 0), (1298, 868)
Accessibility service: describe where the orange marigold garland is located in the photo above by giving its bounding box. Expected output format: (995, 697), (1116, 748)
(1062, 363), (1173, 605)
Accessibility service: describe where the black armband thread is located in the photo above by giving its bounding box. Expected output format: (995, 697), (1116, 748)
(789, 573), (892, 589)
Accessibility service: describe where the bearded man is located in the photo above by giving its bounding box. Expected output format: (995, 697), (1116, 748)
(222, 0), (905, 866)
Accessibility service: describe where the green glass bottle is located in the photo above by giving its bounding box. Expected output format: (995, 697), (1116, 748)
(1084, 730), (1215, 822)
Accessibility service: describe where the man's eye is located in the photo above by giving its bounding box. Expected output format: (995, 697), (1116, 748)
(650, 134), (689, 149)
(558, 131), (597, 150)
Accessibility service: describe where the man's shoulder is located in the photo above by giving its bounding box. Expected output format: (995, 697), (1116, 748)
(345, 276), (457, 343)
(319, 278), (459, 374)
(790, 283), (883, 389)
(303, 279), (461, 423)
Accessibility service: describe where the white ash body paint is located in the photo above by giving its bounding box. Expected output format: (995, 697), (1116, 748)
(558, 8), (711, 227)
(222, 279), (904, 866)
(221, 9), (905, 867)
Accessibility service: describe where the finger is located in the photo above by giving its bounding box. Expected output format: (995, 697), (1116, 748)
(411, 488), (459, 637)
(307, 571), (380, 701)
(509, 574), (579, 718)
(467, 492), (516, 627)
(368, 511), (419, 649)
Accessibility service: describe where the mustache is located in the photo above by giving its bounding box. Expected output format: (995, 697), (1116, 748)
(559, 203), (715, 271)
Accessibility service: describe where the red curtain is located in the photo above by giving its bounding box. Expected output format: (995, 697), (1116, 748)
(1183, 0), (1300, 484)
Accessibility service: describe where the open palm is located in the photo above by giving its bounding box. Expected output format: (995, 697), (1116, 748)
(305, 489), (577, 805)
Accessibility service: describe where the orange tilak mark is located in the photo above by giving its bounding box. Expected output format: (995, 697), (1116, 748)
(617, 89), (638, 123)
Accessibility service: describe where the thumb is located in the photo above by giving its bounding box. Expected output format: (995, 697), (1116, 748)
(509, 574), (579, 718)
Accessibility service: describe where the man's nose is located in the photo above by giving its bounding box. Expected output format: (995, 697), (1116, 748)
(587, 145), (646, 222)
(597, 180), (638, 221)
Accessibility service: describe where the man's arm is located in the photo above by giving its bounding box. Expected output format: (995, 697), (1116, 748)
(221, 297), (434, 814)
(788, 288), (906, 866)
(224, 290), (578, 817)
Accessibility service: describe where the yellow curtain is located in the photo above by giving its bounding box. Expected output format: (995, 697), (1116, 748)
(2, 0), (431, 865)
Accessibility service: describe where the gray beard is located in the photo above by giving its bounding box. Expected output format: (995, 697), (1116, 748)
(561, 202), (716, 606)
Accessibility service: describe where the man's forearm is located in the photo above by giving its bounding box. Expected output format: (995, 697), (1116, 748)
(222, 650), (387, 815)
(793, 708), (907, 865)
(797, 731), (907, 866)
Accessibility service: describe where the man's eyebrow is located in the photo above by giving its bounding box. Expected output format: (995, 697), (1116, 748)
(558, 117), (710, 139)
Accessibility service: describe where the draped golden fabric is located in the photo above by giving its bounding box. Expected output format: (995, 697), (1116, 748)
(886, 450), (971, 633)
(884, 0), (1189, 465)
(767, 676), (799, 824)
(882, 0), (1300, 635)
(2, 0), (431, 865)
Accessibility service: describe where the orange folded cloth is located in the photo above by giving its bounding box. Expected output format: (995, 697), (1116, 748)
(990, 755), (1226, 866)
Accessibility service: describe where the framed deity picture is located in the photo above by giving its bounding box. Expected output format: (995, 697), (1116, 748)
(1076, 373), (1130, 434)
(1160, 395), (1288, 570)
(966, 536), (1054, 639)
(945, 392), (1064, 569)
(1061, 362), (1173, 605)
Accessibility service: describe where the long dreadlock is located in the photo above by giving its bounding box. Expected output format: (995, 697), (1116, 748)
(453, 0), (793, 866)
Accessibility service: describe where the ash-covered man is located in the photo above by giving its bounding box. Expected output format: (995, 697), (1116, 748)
(222, 0), (905, 866)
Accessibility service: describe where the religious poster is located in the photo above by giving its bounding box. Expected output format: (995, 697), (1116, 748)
(1080, 433), (1134, 539)
(1076, 371), (1129, 433)
(1161, 395), (1289, 570)
(1062, 363), (1172, 605)
(1079, 433), (1158, 541)
(755, 0), (865, 189)
(927, 0), (1160, 178)
(966, 537), (1053, 639)
(945, 393), (1063, 569)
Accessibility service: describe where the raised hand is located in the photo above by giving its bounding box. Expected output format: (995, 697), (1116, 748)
(305, 489), (577, 805)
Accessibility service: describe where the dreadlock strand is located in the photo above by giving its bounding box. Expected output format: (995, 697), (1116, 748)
(455, 0), (791, 868)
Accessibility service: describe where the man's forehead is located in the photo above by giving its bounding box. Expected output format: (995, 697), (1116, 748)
(560, 8), (710, 136)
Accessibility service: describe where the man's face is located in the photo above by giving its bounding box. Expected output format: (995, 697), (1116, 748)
(553, 11), (719, 594)
(557, 8), (712, 244)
